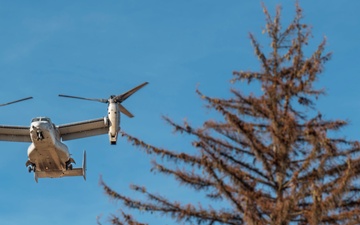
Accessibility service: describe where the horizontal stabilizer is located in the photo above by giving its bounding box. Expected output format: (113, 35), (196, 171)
(63, 168), (85, 177)
(34, 151), (87, 182)
(34, 168), (85, 181)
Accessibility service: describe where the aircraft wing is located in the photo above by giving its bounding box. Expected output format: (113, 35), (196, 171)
(58, 118), (108, 141)
(0, 125), (31, 142)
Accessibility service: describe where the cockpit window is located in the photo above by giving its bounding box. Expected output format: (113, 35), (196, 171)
(31, 117), (51, 123)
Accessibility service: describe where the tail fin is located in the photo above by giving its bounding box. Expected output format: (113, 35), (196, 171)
(82, 150), (87, 181)
(34, 172), (38, 183)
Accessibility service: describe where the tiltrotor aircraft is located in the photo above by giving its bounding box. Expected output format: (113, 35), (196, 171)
(0, 82), (148, 182)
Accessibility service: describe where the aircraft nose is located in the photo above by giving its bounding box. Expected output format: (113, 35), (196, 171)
(31, 121), (50, 131)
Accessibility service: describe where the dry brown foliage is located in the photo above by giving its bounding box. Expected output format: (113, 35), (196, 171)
(100, 3), (360, 225)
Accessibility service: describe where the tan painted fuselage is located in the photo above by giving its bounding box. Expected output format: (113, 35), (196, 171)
(27, 118), (70, 175)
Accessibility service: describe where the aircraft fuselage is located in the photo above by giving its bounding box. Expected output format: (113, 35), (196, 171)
(26, 117), (72, 179)
(0, 82), (148, 182)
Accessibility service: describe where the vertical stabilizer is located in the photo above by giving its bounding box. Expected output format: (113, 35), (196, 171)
(34, 172), (38, 183)
(82, 150), (87, 181)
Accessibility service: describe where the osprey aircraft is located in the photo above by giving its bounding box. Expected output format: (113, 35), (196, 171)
(0, 82), (148, 182)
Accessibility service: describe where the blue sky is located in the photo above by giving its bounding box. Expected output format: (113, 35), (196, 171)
(0, 1), (360, 224)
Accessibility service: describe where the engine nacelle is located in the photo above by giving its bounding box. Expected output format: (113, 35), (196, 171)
(107, 101), (120, 145)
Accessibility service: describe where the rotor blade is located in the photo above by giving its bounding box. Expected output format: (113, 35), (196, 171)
(118, 104), (134, 118)
(113, 82), (149, 103)
(0, 97), (33, 107)
(58, 94), (108, 103)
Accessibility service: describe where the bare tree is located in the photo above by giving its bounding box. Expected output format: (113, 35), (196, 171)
(100, 3), (360, 225)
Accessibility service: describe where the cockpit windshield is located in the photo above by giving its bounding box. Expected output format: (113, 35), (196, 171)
(31, 117), (51, 123)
